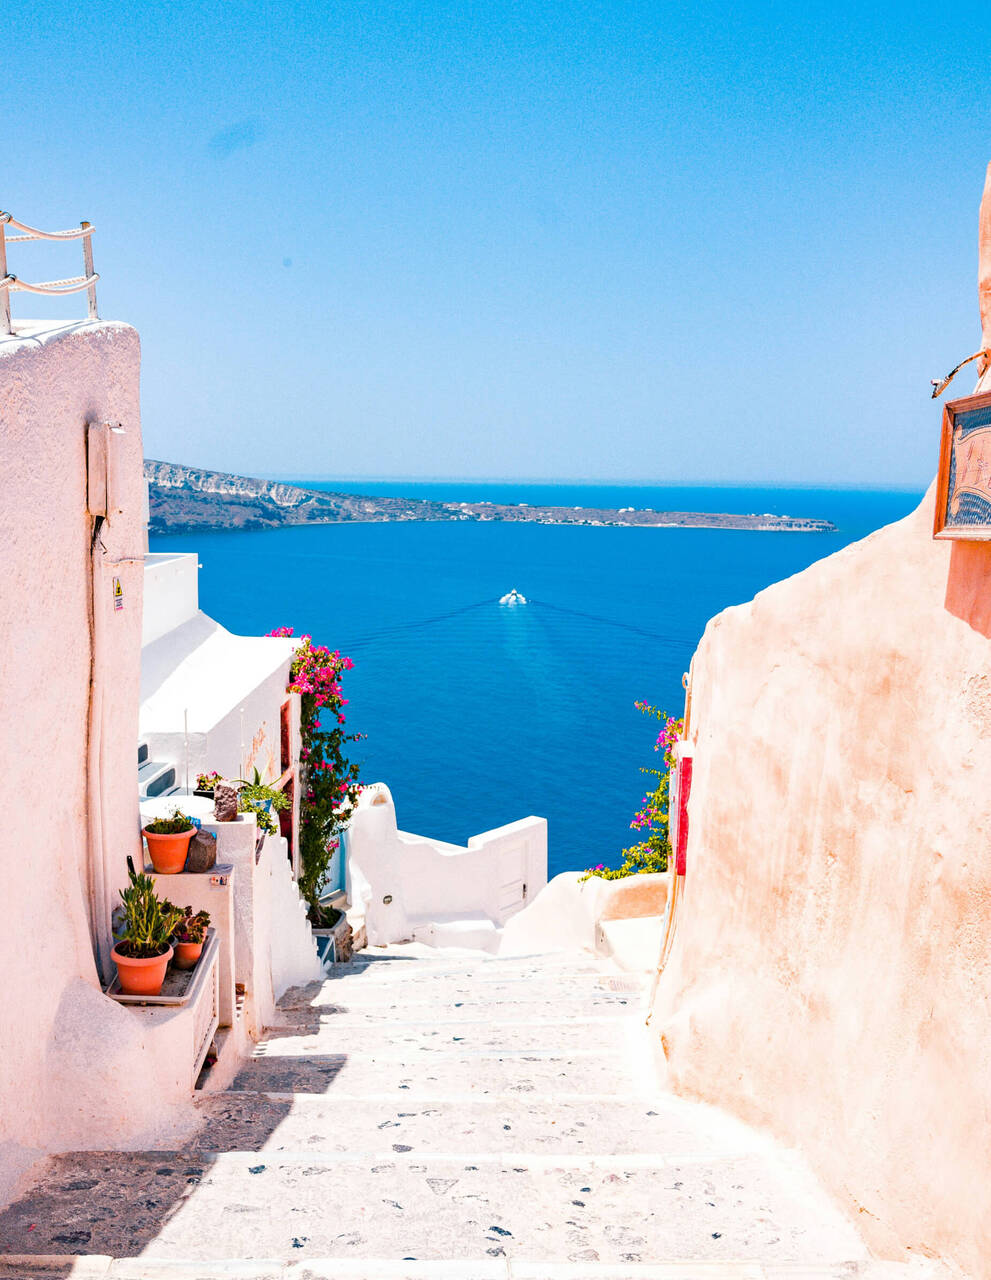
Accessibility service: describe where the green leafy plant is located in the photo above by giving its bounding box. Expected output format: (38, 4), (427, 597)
(237, 795), (277, 835)
(172, 906), (210, 945)
(196, 771), (221, 793)
(267, 628), (362, 923)
(144, 807), (195, 835)
(582, 702), (683, 882)
(114, 870), (185, 959)
(238, 771), (290, 811)
(236, 773), (288, 836)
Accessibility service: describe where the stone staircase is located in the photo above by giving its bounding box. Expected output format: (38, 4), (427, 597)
(137, 740), (180, 800)
(0, 947), (935, 1279)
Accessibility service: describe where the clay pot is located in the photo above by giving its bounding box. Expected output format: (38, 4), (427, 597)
(112, 943), (173, 997)
(173, 939), (204, 970)
(143, 826), (194, 874)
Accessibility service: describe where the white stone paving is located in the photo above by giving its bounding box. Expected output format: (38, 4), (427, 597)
(0, 945), (938, 1278)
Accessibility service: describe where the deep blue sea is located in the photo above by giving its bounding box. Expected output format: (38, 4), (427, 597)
(149, 482), (923, 879)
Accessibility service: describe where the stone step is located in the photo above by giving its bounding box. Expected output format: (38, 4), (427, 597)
(411, 914), (502, 952)
(281, 981), (642, 1016)
(299, 978), (643, 1016)
(254, 1015), (637, 1056)
(327, 965), (625, 987)
(0, 1150), (870, 1267)
(137, 758), (178, 799)
(348, 947), (604, 966)
(188, 1093), (764, 1159)
(278, 994), (641, 1023)
(228, 1045), (635, 1097)
(0, 1255), (936, 1279)
(323, 954), (610, 986)
(0, 946), (924, 1280)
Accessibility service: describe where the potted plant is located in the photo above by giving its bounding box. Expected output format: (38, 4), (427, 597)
(112, 871), (184, 996)
(194, 771), (221, 798)
(172, 906), (211, 969)
(237, 769), (289, 837)
(142, 807), (197, 874)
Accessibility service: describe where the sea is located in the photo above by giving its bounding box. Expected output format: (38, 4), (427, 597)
(149, 482), (923, 880)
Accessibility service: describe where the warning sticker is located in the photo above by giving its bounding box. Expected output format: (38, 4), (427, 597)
(113, 577), (124, 611)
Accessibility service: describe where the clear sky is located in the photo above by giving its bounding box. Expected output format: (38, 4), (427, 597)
(6, 1), (990, 486)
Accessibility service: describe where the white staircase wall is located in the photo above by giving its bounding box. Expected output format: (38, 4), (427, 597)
(267, 832), (325, 998)
(345, 783), (548, 948)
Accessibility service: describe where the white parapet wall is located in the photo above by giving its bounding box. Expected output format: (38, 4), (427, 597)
(142, 551), (199, 646)
(499, 870), (669, 970)
(267, 829), (326, 1001)
(346, 784), (548, 952)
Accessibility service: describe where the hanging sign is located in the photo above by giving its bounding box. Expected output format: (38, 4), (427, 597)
(934, 390), (991, 539)
(112, 576), (124, 611)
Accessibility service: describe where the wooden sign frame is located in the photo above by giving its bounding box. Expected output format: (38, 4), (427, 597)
(934, 388), (991, 539)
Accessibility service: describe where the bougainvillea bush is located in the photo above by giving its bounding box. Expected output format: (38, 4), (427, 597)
(583, 701), (683, 881)
(268, 628), (362, 921)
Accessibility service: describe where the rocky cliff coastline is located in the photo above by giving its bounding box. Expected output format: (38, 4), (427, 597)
(145, 460), (836, 534)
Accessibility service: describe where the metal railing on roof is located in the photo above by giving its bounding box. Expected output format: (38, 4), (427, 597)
(0, 211), (99, 335)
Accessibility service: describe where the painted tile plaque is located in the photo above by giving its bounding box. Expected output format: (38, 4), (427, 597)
(934, 390), (991, 539)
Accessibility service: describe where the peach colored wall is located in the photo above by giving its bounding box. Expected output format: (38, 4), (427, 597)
(0, 322), (193, 1194)
(653, 485), (991, 1275)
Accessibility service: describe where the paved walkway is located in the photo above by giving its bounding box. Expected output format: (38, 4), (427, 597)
(0, 946), (923, 1278)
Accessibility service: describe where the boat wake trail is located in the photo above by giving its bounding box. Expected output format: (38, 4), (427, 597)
(347, 592), (674, 651)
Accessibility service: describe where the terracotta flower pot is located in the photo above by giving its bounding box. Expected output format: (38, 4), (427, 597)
(173, 939), (204, 970)
(112, 943), (173, 996)
(143, 826), (194, 874)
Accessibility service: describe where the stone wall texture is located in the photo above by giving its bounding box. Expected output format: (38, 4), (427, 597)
(654, 483), (991, 1275)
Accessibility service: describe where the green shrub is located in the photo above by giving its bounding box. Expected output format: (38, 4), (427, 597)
(582, 701), (683, 882)
(173, 906), (210, 945)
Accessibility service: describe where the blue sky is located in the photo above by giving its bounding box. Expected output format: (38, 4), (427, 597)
(6, 1), (990, 485)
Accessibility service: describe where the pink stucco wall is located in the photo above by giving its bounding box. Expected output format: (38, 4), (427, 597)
(654, 485), (991, 1275)
(0, 322), (193, 1193)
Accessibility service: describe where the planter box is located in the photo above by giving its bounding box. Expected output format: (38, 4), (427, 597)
(146, 867), (236, 1029)
(106, 930), (220, 1089)
(107, 928), (219, 1006)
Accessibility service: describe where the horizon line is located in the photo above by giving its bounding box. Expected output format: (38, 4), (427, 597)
(276, 473), (929, 494)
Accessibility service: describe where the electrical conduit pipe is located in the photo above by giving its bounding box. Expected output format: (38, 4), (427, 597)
(86, 421), (137, 987)
(87, 512), (113, 985)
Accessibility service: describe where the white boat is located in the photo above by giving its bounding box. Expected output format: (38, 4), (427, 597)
(499, 587), (527, 605)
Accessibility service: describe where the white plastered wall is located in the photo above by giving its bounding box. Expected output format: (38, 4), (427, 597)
(0, 321), (200, 1197)
(346, 784), (548, 949)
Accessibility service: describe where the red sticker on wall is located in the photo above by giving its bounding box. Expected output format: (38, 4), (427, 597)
(676, 755), (693, 876)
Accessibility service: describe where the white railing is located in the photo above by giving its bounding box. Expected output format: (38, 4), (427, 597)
(0, 211), (99, 334)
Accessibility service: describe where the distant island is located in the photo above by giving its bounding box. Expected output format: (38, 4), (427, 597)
(145, 460), (837, 534)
